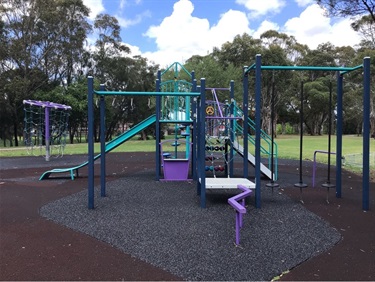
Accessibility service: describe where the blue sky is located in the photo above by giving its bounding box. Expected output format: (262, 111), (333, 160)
(83, 0), (361, 67)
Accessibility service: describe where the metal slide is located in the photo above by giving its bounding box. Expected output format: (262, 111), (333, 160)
(232, 140), (274, 180)
(39, 115), (156, 180)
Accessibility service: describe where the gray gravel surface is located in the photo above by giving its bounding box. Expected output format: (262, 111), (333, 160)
(40, 169), (341, 281)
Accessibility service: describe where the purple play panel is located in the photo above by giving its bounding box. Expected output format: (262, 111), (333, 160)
(162, 159), (190, 180)
(160, 139), (192, 181)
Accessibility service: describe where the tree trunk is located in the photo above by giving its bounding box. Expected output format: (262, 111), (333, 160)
(13, 121), (18, 147)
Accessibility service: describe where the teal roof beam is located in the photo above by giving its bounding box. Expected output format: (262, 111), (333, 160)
(260, 65), (362, 71)
(244, 63), (256, 74)
(94, 91), (200, 96)
(161, 62), (192, 78)
(340, 64), (363, 75)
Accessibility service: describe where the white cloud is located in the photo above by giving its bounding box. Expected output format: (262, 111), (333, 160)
(253, 20), (280, 38)
(283, 4), (360, 49)
(143, 0), (251, 67)
(119, 0), (126, 10)
(124, 43), (142, 56)
(294, 0), (314, 7)
(83, 0), (105, 20)
(236, 0), (285, 17)
(116, 10), (151, 29)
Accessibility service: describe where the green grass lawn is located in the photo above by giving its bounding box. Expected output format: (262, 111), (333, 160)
(1, 135), (373, 170)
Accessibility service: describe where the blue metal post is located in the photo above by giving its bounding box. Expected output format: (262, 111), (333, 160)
(230, 80), (235, 177)
(156, 71), (161, 181)
(199, 79), (206, 208)
(336, 73), (343, 198)
(100, 84), (106, 197)
(362, 57), (370, 211)
(193, 82), (201, 184)
(255, 55), (262, 208)
(243, 67), (249, 178)
(88, 76), (95, 209)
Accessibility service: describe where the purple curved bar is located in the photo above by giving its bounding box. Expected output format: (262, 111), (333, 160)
(23, 99), (72, 110)
(228, 184), (252, 245)
(312, 150), (337, 187)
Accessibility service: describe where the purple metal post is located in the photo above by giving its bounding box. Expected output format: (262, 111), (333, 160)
(312, 150), (337, 187)
(45, 106), (50, 161)
(211, 89), (224, 118)
(228, 184), (252, 245)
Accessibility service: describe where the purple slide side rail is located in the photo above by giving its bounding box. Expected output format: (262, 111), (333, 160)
(228, 184), (252, 245)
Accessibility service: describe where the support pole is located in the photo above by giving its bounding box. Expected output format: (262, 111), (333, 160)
(243, 68), (249, 178)
(88, 76), (95, 209)
(199, 78), (206, 208)
(191, 72), (197, 180)
(336, 73), (343, 198)
(266, 72), (279, 193)
(362, 57), (371, 211)
(156, 71), (161, 181)
(255, 54), (262, 208)
(100, 83), (106, 197)
(322, 81), (335, 203)
(45, 107), (50, 161)
(230, 80), (235, 177)
(294, 81), (308, 202)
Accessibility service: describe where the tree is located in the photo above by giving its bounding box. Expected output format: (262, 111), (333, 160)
(92, 13), (130, 83)
(0, 0), (91, 145)
(213, 33), (263, 69)
(303, 77), (333, 135)
(351, 15), (375, 48)
(316, 0), (375, 23)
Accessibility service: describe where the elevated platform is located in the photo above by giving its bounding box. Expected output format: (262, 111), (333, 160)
(199, 178), (255, 190)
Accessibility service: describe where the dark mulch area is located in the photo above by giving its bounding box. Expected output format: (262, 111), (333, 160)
(0, 152), (374, 281)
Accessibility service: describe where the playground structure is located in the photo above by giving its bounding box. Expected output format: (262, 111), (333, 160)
(245, 55), (371, 211)
(23, 100), (71, 161)
(39, 57), (371, 212)
(85, 62), (276, 209)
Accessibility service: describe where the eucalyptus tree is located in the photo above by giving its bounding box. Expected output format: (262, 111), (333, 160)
(0, 0), (91, 146)
(256, 44), (293, 136)
(348, 49), (375, 137)
(303, 77), (334, 135)
(184, 53), (243, 101)
(352, 15), (375, 49)
(316, 0), (375, 23)
(260, 30), (309, 64)
(213, 33), (263, 69)
(92, 13), (130, 84)
(33, 76), (93, 144)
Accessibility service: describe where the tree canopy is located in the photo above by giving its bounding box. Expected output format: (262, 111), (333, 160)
(0, 0), (374, 146)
